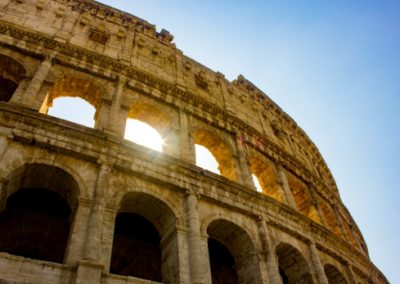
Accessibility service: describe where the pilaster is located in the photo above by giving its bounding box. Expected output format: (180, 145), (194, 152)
(103, 76), (126, 137)
(309, 242), (329, 284)
(10, 56), (53, 110)
(235, 133), (256, 189)
(184, 191), (207, 284)
(257, 219), (282, 284)
(179, 110), (196, 163)
(277, 164), (298, 209)
(82, 163), (110, 261)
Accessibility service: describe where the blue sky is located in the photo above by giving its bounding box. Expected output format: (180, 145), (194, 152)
(88, 1), (399, 282)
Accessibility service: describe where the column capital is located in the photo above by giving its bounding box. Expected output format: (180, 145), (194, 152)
(185, 188), (200, 198)
(43, 54), (56, 64)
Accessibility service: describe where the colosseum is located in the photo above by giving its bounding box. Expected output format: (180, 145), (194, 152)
(0, 0), (388, 283)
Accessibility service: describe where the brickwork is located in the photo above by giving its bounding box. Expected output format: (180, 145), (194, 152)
(0, 0), (387, 283)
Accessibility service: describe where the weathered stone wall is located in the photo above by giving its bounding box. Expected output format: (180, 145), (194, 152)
(0, 0), (387, 283)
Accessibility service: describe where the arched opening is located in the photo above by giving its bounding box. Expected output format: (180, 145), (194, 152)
(276, 243), (314, 284)
(40, 77), (102, 128)
(285, 171), (322, 224)
(124, 119), (163, 152)
(341, 220), (359, 249)
(47, 97), (96, 127)
(194, 129), (238, 181)
(195, 144), (220, 174)
(318, 198), (342, 236)
(126, 101), (172, 153)
(208, 238), (238, 284)
(252, 174), (263, 192)
(324, 264), (348, 284)
(111, 212), (161, 281)
(0, 54), (25, 102)
(249, 156), (283, 200)
(0, 164), (79, 264)
(207, 219), (262, 284)
(110, 192), (178, 283)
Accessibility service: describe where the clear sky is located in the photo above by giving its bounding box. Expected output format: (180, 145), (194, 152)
(78, 1), (399, 282)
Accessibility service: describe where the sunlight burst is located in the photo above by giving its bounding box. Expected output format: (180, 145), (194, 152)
(124, 119), (163, 152)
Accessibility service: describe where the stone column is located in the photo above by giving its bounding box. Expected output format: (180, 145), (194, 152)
(82, 163), (110, 261)
(175, 227), (191, 284)
(179, 110), (195, 163)
(184, 191), (206, 284)
(201, 234), (213, 284)
(277, 164), (298, 209)
(257, 219), (281, 284)
(10, 56), (53, 110)
(64, 198), (92, 265)
(99, 206), (117, 271)
(103, 76), (126, 137)
(235, 133), (256, 189)
(309, 242), (329, 284)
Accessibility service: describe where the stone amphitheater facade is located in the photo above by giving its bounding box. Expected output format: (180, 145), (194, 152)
(0, 0), (388, 283)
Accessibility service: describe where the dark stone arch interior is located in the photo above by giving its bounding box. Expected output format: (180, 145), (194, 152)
(0, 188), (71, 263)
(207, 219), (262, 284)
(208, 238), (238, 284)
(110, 212), (162, 282)
(276, 243), (314, 284)
(0, 77), (18, 102)
(279, 266), (289, 284)
(0, 54), (25, 102)
(325, 264), (348, 284)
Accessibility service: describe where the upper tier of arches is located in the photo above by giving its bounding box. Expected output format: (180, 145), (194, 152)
(0, 50), (367, 255)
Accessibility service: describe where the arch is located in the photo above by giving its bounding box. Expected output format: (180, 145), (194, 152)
(0, 54), (26, 102)
(110, 191), (179, 283)
(194, 129), (238, 181)
(1, 163), (80, 211)
(124, 119), (164, 151)
(324, 264), (348, 284)
(40, 76), (104, 126)
(318, 198), (342, 236)
(0, 157), (87, 202)
(0, 163), (79, 264)
(285, 171), (322, 224)
(117, 191), (176, 236)
(249, 156), (284, 201)
(108, 183), (183, 228)
(126, 100), (175, 153)
(276, 243), (314, 284)
(207, 219), (263, 284)
(127, 100), (171, 137)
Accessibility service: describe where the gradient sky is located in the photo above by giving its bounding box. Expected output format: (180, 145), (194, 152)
(86, 1), (400, 282)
